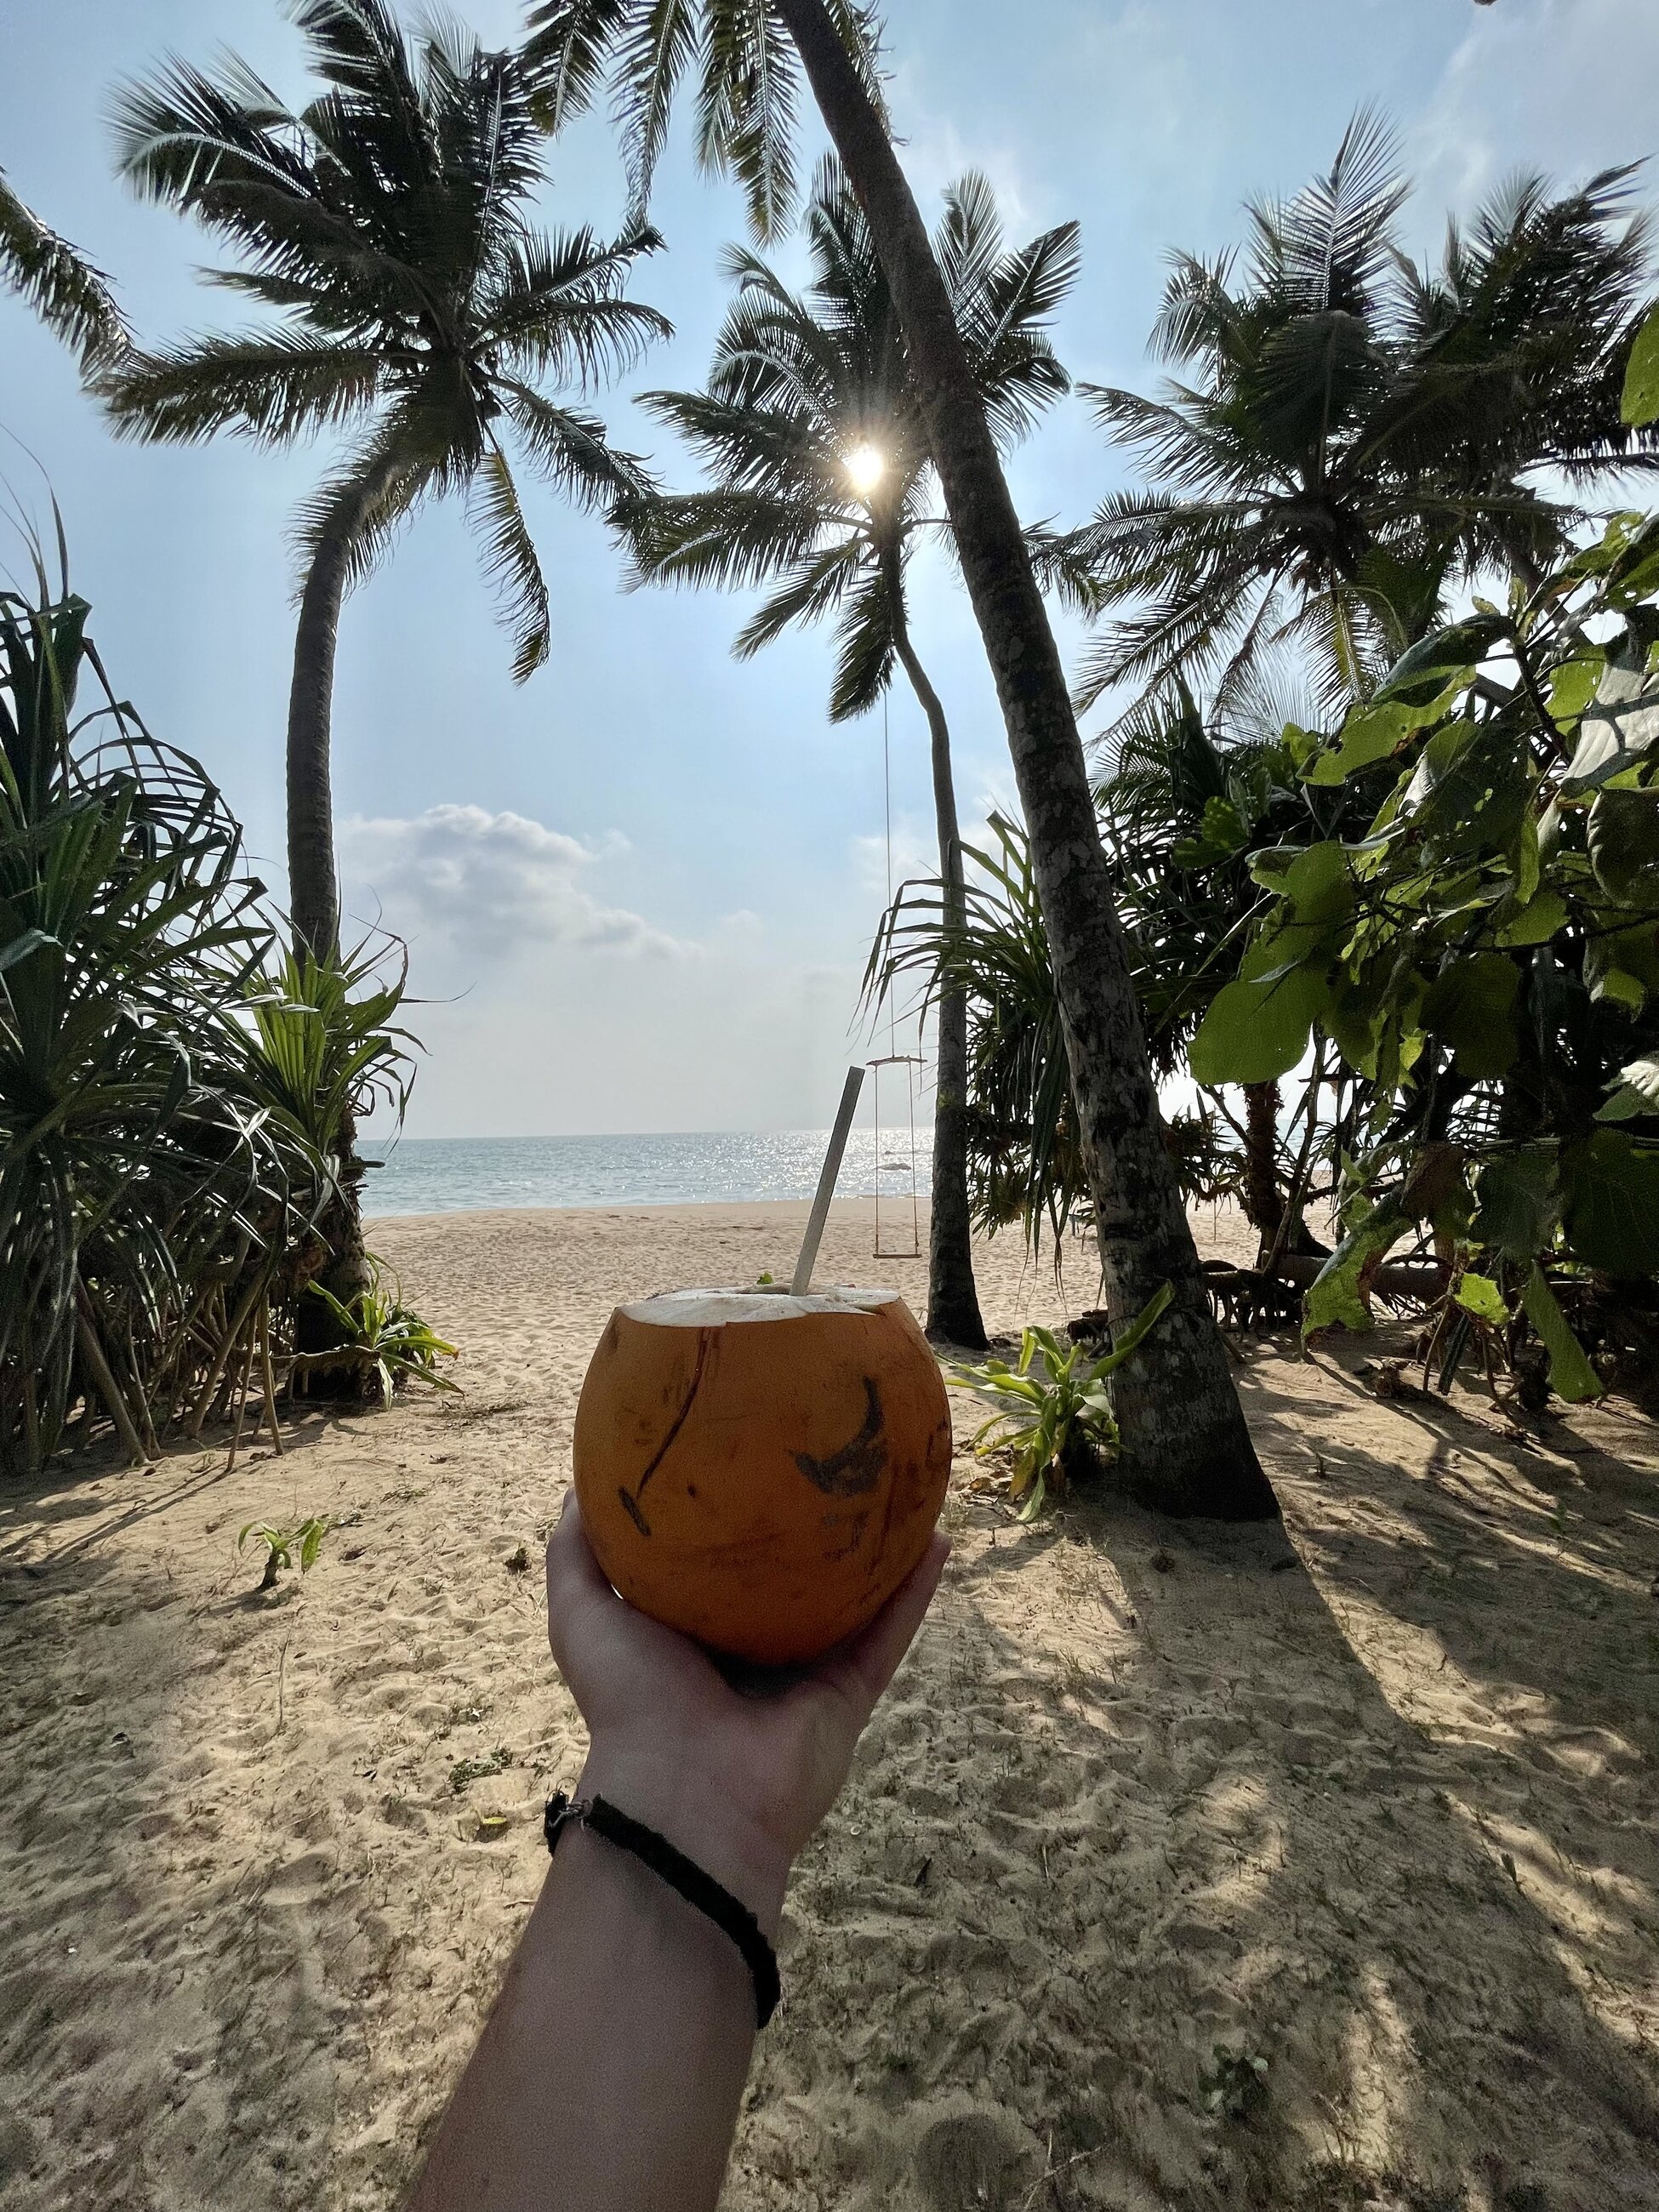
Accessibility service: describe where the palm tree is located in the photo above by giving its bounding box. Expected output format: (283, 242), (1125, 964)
(101, 0), (671, 962)
(523, 0), (1278, 1518)
(0, 167), (130, 370)
(1066, 111), (1656, 722)
(623, 160), (1079, 1348)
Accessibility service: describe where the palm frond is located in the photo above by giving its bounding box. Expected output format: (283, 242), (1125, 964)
(500, 379), (657, 508)
(469, 442), (551, 681)
(734, 537), (864, 658)
(622, 487), (833, 590)
(1247, 103), (1408, 314)
(522, 0), (636, 133)
(699, 0), (800, 242)
(100, 332), (386, 445)
(0, 169), (130, 368)
(611, 0), (702, 225)
(480, 224), (671, 384)
(828, 560), (897, 718)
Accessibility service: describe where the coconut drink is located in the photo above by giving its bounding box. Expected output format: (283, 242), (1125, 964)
(573, 1285), (951, 1665)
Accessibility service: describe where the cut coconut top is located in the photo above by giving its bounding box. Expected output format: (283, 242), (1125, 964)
(619, 1286), (904, 1327)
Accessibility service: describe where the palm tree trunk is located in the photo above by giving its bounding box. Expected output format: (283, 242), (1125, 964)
(886, 576), (987, 1349)
(285, 453), (401, 1329)
(286, 454), (402, 960)
(776, 0), (1276, 1518)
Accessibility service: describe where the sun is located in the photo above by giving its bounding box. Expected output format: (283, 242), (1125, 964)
(844, 443), (886, 497)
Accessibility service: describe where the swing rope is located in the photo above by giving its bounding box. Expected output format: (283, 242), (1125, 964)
(871, 687), (921, 1262)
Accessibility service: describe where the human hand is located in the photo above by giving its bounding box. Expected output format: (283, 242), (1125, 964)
(545, 1494), (949, 1937)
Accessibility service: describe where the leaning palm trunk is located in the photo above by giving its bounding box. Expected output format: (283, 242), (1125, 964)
(286, 453), (404, 961)
(887, 594), (986, 1348)
(776, 0), (1276, 1517)
(285, 453), (404, 1315)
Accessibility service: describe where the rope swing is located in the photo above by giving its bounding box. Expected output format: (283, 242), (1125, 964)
(869, 689), (921, 1262)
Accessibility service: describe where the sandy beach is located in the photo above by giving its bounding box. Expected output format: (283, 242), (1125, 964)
(3, 1198), (1657, 2210)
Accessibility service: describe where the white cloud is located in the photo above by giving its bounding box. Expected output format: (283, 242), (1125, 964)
(341, 804), (693, 978)
(851, 818), (939, 900)
(1407, 0), (1659, 222)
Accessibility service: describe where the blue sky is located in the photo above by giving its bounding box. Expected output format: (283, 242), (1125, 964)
(3, 0), (1656, 1136)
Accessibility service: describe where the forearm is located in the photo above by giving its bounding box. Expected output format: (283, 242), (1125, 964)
(406, 1767), (785, 2212)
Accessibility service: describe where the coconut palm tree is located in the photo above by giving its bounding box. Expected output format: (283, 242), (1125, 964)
(0, 167), (130, 370)
(101, 0), (671, 962)
(623, 160), (1079, 1348)
(522, 0), (1278, 1518)
(1067, 111), (1656, 723)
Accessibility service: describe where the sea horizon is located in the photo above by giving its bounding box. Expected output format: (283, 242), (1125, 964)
(361, 1128), (933, 1218)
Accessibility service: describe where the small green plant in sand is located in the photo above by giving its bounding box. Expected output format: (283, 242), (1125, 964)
(1201, 2043), (1269, 2124)
(949, 1285), (1172, 1519)
(449, 1747), (515, 1795)
(238, 1514), (330, 1591)
(301, 1257), (459, 1407)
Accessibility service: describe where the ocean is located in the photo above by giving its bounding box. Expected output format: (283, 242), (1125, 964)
(361, 1129), (933, 1218)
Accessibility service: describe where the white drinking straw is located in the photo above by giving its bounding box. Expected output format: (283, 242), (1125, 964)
(790, 1067), (867, 1295)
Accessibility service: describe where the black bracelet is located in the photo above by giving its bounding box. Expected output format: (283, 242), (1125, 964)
(544, 1791), (781, 2029)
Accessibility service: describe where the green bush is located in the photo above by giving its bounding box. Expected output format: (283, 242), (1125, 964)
(0, 550), (436, 1472)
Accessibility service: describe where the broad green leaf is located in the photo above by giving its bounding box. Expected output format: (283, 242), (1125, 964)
(1622, 302), (1659, 428)
(1588, 788), (1659, 904)
(1172, 795), (1249, 867)
(1303, 1201), (1408, 1337)
(1560, 1130), (1659, 1276)
(1280, 722), (1321, 771)
(1495, 889), (1568, 949)
(1546, 654), (1605, 725)
(1565, 511), (1646, 583)
(1248, 841), (1353, 926)
(1326, 978), (1382, 1077)
(1596, 1052), (1659, 1124)
(1521, 1267), (1604, 1403)
(1088, 1281), (1173, 1375)
(1421, 955), (1519, 1078)
(1376, 615), (1508, 706)
(1302, 700), (1422, 786)
(1406, 722), (1530, 849)
(1471, 1146), (1559, 1261)
(1590, 964), (1648, 1012)
(1513, 812), (1541, 909)
(1583, 925), (1659, 1011)
(1562, 649), (1659, 796)
(1188, 967), (1325, 1086)
(1454, 1272), (1509, 1327)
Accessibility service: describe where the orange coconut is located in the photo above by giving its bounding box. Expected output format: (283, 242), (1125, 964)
(573, 1286), (951, 1665)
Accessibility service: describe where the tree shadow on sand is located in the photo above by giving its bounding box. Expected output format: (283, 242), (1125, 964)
(751, 1419), (1659, 2212)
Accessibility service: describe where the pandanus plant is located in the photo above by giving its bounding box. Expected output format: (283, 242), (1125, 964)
(0, 551), (304, 1472)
